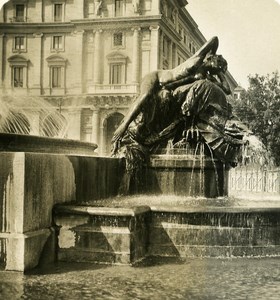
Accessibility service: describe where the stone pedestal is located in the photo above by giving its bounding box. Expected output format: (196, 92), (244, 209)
(0, 152), (76, 271)
(146, 155), (229, 198)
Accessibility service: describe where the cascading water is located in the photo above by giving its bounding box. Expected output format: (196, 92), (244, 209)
(0, 95), (69, 138)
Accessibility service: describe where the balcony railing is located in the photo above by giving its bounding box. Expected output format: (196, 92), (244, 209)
(89, 84), (139, 94)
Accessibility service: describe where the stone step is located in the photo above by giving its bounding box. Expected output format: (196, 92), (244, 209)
(54, 205), (150, 265)
(53, 204), (280, 264)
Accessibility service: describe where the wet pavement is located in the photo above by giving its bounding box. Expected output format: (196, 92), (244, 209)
(1, 257), (280, 299)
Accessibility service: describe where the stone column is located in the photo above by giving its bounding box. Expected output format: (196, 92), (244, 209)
(67, 108), (82, 140)
(149, 26), (159, 71)
(93, 29), (102, 84)
(131, 27), (141, 83)
(99, 116), (105, 155)
(91, 108), (100, 145)
(32, 33), (43, 95)
(0, 34), (4, 87)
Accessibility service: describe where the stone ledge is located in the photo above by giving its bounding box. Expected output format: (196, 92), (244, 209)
(54, 205), (151, 216)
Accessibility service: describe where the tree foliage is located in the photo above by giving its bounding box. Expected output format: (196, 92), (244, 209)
(232, 72), (280, 166)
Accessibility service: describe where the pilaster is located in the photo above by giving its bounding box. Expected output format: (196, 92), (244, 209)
(31, 33), (43, 94)
(0, 34), (4, 87)
(149, 26), (160, 71)
(70, 30), (84, 93)
(131, 27), (141, 83)
(86, 33), (94, 89)
(93, 29), (102, 84)
(151, 0), (160, 14)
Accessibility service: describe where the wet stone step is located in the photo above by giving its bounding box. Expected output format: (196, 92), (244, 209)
(53, 204), (280, 264)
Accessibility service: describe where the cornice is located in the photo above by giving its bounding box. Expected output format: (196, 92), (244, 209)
(71, 15), (162, 25)
(0, 22), (75, 31)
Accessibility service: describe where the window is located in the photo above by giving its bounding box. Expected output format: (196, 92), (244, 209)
(115, 0), (123, 17)
(113, 33), (123, 47)
(46, 54), (67, 93)
(110, 64), (122, 84)
(15, 4), (25, 22)
(107, 52), (127, 85)
(178, 26), (182, 37)
(14, 36), (25, 50)
(178, 57), (181, 66)
(192, 45), (196, 54)
(8, 55), (29, 88)
(52, 67), (62, 88)
(13, 67), (24, 87)
(171, 10), (176, 24)
(52, 36), (63, 51)
(54, 4), (63, 22)
(143, 0), (151, 11)
(163, 38), (169, 58)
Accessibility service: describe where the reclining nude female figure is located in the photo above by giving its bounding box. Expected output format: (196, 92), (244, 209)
(112, 36), (219, 144)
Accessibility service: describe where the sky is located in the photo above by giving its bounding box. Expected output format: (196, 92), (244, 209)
(1, 0), (280, 88)
(187, 0), (280, 88)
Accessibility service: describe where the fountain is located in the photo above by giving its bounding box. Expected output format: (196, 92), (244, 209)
(1, 37), (280, 272)
(53, 40), (280, 266)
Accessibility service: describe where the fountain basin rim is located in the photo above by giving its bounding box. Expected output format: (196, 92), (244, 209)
(55, 204), (280, 216)
(54, 205), (151, 217)
(0, 132), (98, 155)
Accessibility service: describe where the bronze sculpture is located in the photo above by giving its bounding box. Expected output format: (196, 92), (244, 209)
(111, 37), (247, 194)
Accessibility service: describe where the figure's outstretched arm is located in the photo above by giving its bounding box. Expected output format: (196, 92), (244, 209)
(194, 36), (219, 57)
(112, 93), (148, 142)
(159, 37), (219, 84)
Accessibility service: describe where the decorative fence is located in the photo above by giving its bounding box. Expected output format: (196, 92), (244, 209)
(229, 167), (280, 194)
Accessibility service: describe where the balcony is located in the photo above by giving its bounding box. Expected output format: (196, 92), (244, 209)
(89, 84), (139, 95)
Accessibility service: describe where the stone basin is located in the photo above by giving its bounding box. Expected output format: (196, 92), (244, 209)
(54, 194), (280, 265)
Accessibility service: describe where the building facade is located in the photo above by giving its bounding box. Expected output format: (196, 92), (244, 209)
(0, 0), (237, 155)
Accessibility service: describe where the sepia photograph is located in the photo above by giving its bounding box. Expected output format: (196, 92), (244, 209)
(0, 0), (280, 299)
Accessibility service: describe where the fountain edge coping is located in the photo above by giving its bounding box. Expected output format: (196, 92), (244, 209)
(54, 204), (280, 216)
(54, 205), (151, 216)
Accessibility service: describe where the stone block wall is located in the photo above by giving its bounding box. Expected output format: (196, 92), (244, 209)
(0, 152), (124, 271)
